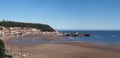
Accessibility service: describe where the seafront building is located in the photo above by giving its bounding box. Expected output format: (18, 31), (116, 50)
(0, 26), (41, 36)
(0, 26), (63, 37)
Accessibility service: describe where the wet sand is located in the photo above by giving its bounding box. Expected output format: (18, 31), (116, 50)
(1, 35), (120, 58)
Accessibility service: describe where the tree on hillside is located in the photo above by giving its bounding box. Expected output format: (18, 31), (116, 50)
(0, 21), (55, 32)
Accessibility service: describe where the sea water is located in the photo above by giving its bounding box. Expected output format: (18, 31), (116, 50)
(10, 30), (120, 46)
(60, 30), (120, 46)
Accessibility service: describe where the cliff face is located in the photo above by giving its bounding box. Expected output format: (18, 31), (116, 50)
(0, 21), (55, 32)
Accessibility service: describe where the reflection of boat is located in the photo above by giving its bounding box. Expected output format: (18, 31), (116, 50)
(68, 36), (72, 39)
(24, 34), (31, 37)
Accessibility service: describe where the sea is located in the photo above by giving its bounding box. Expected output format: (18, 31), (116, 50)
(10, 30), (120, 46)
(59, 30), (120, 46)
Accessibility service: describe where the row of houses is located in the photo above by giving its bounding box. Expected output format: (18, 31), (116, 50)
(0, 26), (41, 36)
(0, 26), (63, 37)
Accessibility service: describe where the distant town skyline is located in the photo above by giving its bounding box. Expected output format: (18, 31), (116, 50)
(0, 0), (120, 30)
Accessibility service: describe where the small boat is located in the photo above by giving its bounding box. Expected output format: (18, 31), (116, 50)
(112, 35), (115, 37)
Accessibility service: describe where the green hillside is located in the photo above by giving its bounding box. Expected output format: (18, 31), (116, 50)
(0, 20), (55, 31)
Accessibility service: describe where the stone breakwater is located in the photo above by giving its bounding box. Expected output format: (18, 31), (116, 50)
(63, 32), (91, 37)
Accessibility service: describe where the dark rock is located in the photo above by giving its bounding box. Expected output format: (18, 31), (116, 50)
(65, 34), (70, 36)
(71, 34), (79, 37)
(84, 34), (91, 37)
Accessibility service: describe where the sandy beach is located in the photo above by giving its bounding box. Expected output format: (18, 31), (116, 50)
(1, 35), (120, 58)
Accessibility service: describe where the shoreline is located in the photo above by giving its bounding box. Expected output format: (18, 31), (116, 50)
(1, 35), (120, 58)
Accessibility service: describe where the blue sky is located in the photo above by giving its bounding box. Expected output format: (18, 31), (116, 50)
(0, 0), (120, 30)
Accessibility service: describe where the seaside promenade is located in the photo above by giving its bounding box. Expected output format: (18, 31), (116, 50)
(1, 34), (120, 58)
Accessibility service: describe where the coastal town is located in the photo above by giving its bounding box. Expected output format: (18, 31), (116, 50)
(0, 26), (40, 36)
(0, 26), (63, 37)
(0, 25), (90, 38)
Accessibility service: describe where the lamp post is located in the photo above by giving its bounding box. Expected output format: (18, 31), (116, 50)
(20, 37), (23, 58)
(20, 45), (22, 58)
